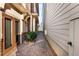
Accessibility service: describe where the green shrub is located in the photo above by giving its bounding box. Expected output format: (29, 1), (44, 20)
(27, 32), (37, 42)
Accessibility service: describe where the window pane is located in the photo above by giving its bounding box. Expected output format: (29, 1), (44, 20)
(5, 18), (11, 49)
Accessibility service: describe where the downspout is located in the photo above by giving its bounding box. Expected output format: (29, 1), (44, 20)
(43, 3), (46, 34)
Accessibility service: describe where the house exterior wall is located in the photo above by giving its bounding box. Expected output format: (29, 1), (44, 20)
(0, 8), (22, 56)
(0, 3), (32, 56)
(45, 3), (79, 56)
(0, 11), (2, 56)
(25, 3), (31, 12)
(5, 8), (22, 20)
(0, 11), (17, 56)
(3, 47), (17, 56)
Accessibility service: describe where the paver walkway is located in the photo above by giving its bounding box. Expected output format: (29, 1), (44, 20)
(16, 32), (55, 56)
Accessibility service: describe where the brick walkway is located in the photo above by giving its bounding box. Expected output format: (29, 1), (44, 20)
(16, 32), (55, 56)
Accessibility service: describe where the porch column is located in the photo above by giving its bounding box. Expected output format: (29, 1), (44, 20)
(20, 19), (23, 44)
(34, 3), (36, 13)
(33, 17), (36, 32)
(20, 14), (24, 44)
(30, 15), (33, 31)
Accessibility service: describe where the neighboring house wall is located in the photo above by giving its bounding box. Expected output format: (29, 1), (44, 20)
(45, 3), (79, 56)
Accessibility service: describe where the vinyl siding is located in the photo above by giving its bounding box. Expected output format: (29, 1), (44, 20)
(45, 3), (79, 55)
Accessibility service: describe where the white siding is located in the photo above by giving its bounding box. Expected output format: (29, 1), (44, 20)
(45, 3), (79, 55)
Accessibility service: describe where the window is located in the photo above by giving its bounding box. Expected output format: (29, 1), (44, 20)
(2, 13), (16, 55)
(5, 18), (12, 49)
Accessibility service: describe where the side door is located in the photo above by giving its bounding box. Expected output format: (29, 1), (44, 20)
(69, 18), (79, 56)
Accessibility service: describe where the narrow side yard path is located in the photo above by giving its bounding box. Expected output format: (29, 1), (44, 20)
(16, 32), (55, 56)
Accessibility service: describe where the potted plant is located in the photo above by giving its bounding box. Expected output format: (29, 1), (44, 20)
(26, 32), (37, 45)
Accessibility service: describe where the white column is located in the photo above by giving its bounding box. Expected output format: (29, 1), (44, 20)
(20, 19), (23, 44)
(30, 15), (32, 31)
(29, 4), (31, 12)
(34, 3), (36, 13)
(20, 15), (23, 44)
(33, 17), (36, 32)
